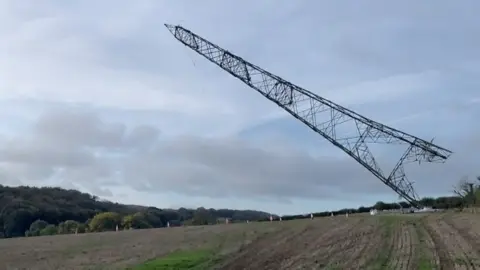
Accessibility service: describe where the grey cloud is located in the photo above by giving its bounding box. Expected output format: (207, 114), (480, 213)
(126, 125), (161, 150)
(0, 142), (94, 167)
(3, 0), (478, 137)
(218, 98), (480, 200)
(137, 133), (479, 201)
(2, 0), (480, 204)
(29, 1), (475, 112)
(134, 136), (385, 199)
(4, 108), (476, 203)
(0, 108), (160, 194)
(0, 109), (402, 201)
(33, 109), (126, 149)
(31, 108), (161, 150)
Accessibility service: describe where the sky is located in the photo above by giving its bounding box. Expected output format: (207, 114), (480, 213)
(0, 0), (479, 215)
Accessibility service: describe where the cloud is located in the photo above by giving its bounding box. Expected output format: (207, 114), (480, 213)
(0, 108), (478, 204)
(4, 1), (477, 136)
(0, 109), (370, 200)
(1, 1), (479, 211)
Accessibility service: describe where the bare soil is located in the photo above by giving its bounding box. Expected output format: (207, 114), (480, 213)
(0, 213), (479, 270)
(385, 219), (417, 270)
(425, 213), (480, 269)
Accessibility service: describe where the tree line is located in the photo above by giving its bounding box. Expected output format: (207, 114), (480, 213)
(1, 176), (479, 238)
(278, 176), (480, 221)
(0, 185), (270, 238)
(268, 195), (465, 221)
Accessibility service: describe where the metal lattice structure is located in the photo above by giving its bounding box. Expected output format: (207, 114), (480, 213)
(165, 24), (452, 208)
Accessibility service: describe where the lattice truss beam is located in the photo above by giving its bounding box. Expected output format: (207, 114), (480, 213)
(165, 24), (452, 208)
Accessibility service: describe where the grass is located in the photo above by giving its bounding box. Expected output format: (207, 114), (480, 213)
(366, 216), (398, 270)
(413, 219), (436, 270)
(130, 249), (214, 270)
(6, 213), (480, 269)
(369, 215), (437, 270)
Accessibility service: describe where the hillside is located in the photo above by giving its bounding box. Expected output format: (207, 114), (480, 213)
(0, 185), (271, 238)
(0, 184), (472, 239)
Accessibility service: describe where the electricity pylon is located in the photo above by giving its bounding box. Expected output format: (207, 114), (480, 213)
(165, 24), (452, 208)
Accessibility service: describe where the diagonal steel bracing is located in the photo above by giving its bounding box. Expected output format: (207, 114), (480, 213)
(165, 24), (452, 208)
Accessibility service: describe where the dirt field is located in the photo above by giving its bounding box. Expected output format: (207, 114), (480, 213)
(0, 213), (479, 269)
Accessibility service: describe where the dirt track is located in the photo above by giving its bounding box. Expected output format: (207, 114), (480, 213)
(425, 214), (480, 269)
(0, 213), (479, 269)
(219, 216), (379, 269)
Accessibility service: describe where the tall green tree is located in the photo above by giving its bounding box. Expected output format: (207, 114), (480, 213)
(58, 220), (80, 234)
(192, 207), (215, 225)
(89, 212), (122, 232)
(122, 213), (152, 229)
(39, 224), (57, 236)
(25, 219), (49, 236)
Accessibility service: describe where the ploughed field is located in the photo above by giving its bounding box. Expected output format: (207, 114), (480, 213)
(1, 213), (480, 269)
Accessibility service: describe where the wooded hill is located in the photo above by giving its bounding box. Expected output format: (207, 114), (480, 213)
(0, 185), (271, 238)
(0, 177), (478, 238)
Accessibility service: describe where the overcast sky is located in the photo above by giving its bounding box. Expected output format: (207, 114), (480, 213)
(1, 1), (479, 215)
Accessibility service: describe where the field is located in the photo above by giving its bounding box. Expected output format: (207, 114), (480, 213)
(1, 213), (480, 269)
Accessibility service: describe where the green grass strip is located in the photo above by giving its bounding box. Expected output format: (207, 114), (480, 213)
(131, 249), (213, 270)
(367, 216), (397, 270)
(413, 219), (436, 270)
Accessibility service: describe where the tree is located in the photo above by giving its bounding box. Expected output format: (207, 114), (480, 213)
(39, 224), (57, 236)
(2, 205), (39, 238)
(476, 176), (480, 204)
(88, 212), (122, 232)
(0, 185), (280, 238)
(159, 210), (180, 224)
(453, 176), (479, 207)
(141, 208), (164, 227)
(25, 219), (49, 237)
(192, 207), (215, 225)
(76, 223), (87, 233)
(58, 220), (80, 234)
(122, 213), (152, 230)
(373, 201), (387, 211)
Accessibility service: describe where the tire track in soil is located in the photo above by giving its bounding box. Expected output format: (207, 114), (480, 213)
(425, 216), (455, 269)
(315, 217), (381, 269)
(263, 217), (356, 270)
(444, 214), (480, 253)
(415, 218), (441, 269)
(218, 217), (361, 270)
(282, 217), (364, 269)
(386, 220), (416, 270)
(361, 217), (397, 270)
(426, 215), (479, 270)
(216, 220), (317, 270)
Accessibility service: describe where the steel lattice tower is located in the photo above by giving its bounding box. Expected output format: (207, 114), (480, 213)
(165, 24), (452, 208)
